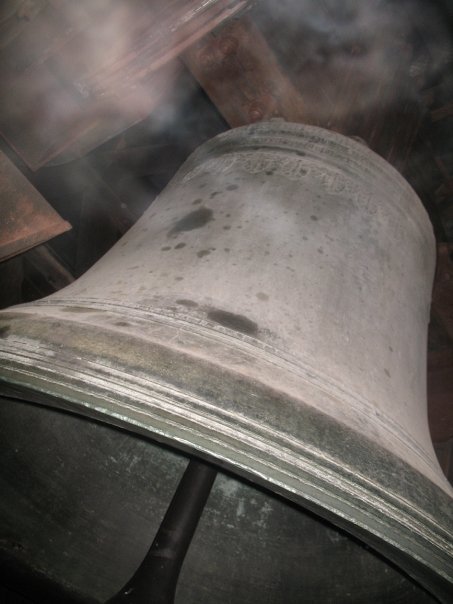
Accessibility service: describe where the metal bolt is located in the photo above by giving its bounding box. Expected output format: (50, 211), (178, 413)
(248, 103), (264, 123)
(219, 36), (238, 57)
(198, 48), (217, 71)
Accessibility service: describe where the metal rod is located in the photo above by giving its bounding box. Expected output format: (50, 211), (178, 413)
(107, 458), (217, 604)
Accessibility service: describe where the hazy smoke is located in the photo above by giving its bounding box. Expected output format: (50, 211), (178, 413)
(1, 0), (214, 169)
(254, 0), (452, 122)
(3, 0), (451, 167)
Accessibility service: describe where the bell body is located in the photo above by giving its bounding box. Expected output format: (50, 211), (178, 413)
(44, 122), (437, 480)
(0, 122), (452, 601)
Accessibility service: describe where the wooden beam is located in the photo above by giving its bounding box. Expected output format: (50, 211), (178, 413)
(183, 10), (422, 171)
(182, 17), (305, 127)
(0, 0), (250, 170)
(0, 148), (70, 261)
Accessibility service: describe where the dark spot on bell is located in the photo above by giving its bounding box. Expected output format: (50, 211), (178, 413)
(226, 184), (238, 191)
(389, 346), (394, 352)
(223, 225), (231, 230)
(302, 235), (308, 241)
(115, 321), (130, 327)
(168, 207), (213, 237)
(210, 192), (220, 198)
(296, 151), (306, 157)
(256, 292), (269, 301)
(224, 248), (230, 253)
(310, 215), (318, 221)
(161, 246), (171, 251)
(226, 214), (231, 218)
(192, 198), (203, 205)
(175, 276), (184, 281)
(317, 247), (324, 254)
(207, 309), (258, 336)
(384, 368), (391, 378)
(174, 242), (186, 250)
(0, 325), (10, 338)
(197, 250), (211, 258)
(177, 299), (198, 308)
(265, 170), (274, 176)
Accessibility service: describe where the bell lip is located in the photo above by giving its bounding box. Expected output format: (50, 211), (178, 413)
(0, 312), (452, 603)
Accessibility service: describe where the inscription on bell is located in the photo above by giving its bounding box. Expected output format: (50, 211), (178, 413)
(183, 150), (370, 206)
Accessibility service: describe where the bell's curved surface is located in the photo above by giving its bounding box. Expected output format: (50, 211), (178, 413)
(0, 122), (452, 601)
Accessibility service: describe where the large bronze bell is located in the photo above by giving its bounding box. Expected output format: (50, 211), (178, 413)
(0, 122), (452, 603)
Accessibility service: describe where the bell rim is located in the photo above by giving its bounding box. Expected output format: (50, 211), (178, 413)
(0, 307), (452, 602)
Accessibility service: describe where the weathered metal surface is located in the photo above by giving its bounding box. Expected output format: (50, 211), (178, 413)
(0, 122), (452, 601)
(0, 0), (249, 169)
(0, 149), (71, 261)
